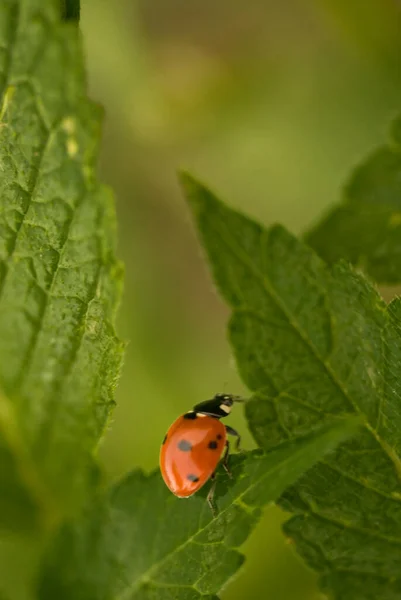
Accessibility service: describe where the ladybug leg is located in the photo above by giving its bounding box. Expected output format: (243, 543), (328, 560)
(225, 425), (242, 451)
(222, 440), (233, 479)
(207, 474), (217, 517)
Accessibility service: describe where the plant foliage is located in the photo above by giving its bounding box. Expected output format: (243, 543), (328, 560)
(39, 420), (358, 600)
(0, 0), (123, 529)
(181, 173), (401, 600)
(0, 2), (400, 600)
(306, 115), (401, 284)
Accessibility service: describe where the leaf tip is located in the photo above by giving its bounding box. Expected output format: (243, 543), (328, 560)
(178, 170), (204, 208)
(178, 170), (222, 217)
(177, 168), (195, 188)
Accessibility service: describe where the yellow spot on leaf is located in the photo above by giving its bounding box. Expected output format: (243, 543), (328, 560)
(67, 138), (78, 157)
(0, 85), (15, 123)
(61, 116), (76, 134)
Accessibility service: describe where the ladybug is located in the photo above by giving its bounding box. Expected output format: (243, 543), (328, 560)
(160, 393), (243, 515)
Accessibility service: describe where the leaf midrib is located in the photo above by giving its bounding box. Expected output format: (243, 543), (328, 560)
(208, 216), (400, 478)
(116, 446), (323, 600)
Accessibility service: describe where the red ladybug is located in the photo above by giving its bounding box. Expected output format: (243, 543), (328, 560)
(160, 393), (243, 514)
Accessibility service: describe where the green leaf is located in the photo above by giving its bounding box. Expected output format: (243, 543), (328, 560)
(0, 0), (123, 528)
(0, 389), (46, 529)
(60, 0), (80, 22)
(38, 418), (359, 600)
(181, 172), (401, 599)
(305, 114), (401, 284)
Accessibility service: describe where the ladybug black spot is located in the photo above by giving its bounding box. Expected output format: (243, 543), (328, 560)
(208, 440), (218, 450)
(178, 439), (192, 452)
(217, 434), (222, 440)
(162, 434), (167, 445)
(183, 411), (197, 420)
(187, 474), (200, 482)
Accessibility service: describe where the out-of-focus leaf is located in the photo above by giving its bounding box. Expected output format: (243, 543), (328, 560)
(60, 0), (80, 22)
(318, 0), (401, 72)
(306, 114), (401, 284)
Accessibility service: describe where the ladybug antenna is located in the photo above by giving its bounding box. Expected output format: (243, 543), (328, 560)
(231, 395), (247, 403)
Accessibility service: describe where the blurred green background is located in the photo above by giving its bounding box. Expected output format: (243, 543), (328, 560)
(80, 0), (401, 598)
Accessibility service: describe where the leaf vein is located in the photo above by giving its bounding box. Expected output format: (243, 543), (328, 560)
(0, 119), (60, 301)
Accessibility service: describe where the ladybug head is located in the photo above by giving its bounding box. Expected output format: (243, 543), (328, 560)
(192, 393), (244, 419)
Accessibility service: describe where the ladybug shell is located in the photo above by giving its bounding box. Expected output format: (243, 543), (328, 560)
(160, 413), (227, 498)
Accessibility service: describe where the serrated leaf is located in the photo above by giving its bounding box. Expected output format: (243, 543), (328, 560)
(38, 418), (359, 600)
(181, 173), (401, 599)
(305, 114), (401, 284)
(0, 0), (123, 527)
